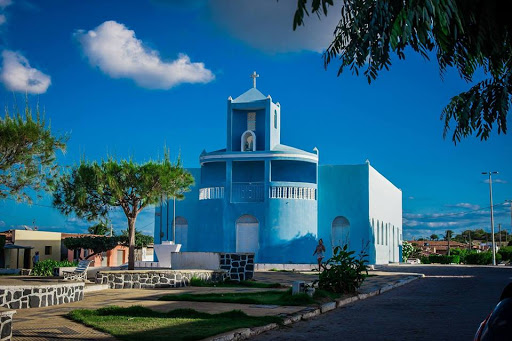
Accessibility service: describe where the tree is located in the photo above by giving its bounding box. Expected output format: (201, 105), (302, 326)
(53, 154), (194, 269)
(121, 229), (153, 248)
(293, 0), (511, 144)
(0, 103), (67, 203)
(430, 234), (439, 241)
(444, 230), (454, 255)
(63, 235), (121, 260)
(88, 220), (110, 235)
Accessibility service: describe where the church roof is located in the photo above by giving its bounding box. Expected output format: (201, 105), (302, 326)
(232, 88), (267, 103)
(272, 144), (316, 156)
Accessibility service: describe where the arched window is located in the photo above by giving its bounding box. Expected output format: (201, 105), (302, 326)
(274, 110), (278, 129)
(241, 130), (256, 152)
(331, 216), (350, 248)
(236, 214), (259, 253)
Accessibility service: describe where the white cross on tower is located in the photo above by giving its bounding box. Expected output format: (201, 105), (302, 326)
(250, 71), (259, 88)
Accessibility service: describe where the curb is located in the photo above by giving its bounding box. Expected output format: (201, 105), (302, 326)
(202, 274), (423, 341)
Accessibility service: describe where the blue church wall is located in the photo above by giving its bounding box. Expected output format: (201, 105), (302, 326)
(317, 165), (373, 262)
(263, 197), (317, 263)
(269, 103), (281, 149)
(232, 161), (264, 182)
(201, 162), (226, 185)
(230, 107), (266, 151)
(271, 160), (316, 183)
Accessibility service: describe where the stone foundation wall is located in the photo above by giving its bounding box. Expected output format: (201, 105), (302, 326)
(0, 283), (84, 309)
(219, 253), (254, 281)
(95, 270), (227, 289)
(0, 308), (15, 341)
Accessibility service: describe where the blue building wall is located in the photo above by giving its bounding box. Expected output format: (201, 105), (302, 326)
(154, 84), (401, 265)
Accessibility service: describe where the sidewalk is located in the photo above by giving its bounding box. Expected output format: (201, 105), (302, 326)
(12, 270), (422, 341)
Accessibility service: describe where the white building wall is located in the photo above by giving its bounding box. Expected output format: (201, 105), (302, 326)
(368, 166), (402, 264)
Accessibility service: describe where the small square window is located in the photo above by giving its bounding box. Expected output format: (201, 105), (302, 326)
(45, 246), (52, 255)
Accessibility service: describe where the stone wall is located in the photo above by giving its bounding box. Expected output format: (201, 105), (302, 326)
(219, 253), (254, 281)
(95, 270), (227, 289)
(0, 308), (15, 341)
(0, 283), (84, 309)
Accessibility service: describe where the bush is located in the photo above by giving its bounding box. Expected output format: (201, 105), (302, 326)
(465, 252), (502, 265)
(318, 244), (369, 294)
(450, 248), (473, 263)
(427, 254), (460, 264)
(31, 259), (78, 276)
(420, 256), (431, 264)
(498, 246), (512, 261)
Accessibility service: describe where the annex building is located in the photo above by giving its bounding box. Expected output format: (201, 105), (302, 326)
(154, 75), (402, 265)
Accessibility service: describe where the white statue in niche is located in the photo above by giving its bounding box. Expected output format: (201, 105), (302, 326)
(241, 131), (256, 151)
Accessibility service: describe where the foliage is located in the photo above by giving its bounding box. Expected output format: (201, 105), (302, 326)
(430, 234), (439, 241)
(443, 230), (454, 241)
(420, 256), (431, 264)
(0, 235), (5, 250)
(428, 254), (460, 264)
(293, 0), (512, 143)
(88, 220), (110, 235)
(31, 259), (78, 276)
(402, 241), (415, 261)
(0, 103), (67, 203)
(121, 229), (153, 248)
(53, 152), (194, 269)
(465, 252), (502, 265)
(498, 246), (512, 261)
(318, 244), (369, 294)
(63, 236), (122, 259)
(69, 306), (282, 341)
(450, 248), (475, 263)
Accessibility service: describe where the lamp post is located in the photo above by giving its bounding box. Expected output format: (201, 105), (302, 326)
(483, 171), (499, 265)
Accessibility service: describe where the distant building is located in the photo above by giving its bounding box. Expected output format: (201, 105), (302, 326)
(155, 77), (403, 265)
(0, 229), (130, 269)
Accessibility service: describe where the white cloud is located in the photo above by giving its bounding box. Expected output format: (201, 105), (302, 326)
(76, 20), (214, 89)
(483, 178), (507, 184)
(0, 50), (51, 94)
(0, 14), (6, 25)
(448, 203), (481, 210)
(0, 0), (12, 9)
(0, 220), (5, 227)
(207, 0), (341, 53)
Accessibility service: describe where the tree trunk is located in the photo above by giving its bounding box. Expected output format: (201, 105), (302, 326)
(128, 217), (136, 270)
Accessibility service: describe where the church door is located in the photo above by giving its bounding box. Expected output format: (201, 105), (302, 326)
(331, 216), (350, 249)
(236, 215), (259, 254)
(174, 216), (188, 251)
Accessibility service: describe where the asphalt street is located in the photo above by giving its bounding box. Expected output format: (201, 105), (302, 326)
(252, 265), (512, 341)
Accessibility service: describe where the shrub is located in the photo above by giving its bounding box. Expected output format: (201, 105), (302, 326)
(402, 241), (414, 261)
(465, 252), (502, 265)
(450, 248), (473, 263)
(420, 256), (431, 264)
(498, 246), (512, 261)
(427, 254), (460, 264)
(32, 259), (78, 276)
(318, 244), (369, 294)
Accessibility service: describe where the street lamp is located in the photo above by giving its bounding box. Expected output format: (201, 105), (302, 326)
(482, 171), (499, 265)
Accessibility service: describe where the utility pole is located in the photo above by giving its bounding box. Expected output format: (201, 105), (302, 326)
(506, 200), (512, 244)
(482, 171), (498, 265)
(499, 224), (502, 248)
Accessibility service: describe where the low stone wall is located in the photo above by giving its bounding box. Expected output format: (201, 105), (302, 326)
(0, 307), (15, 341)
(95, 270), (228, 289)
(0, 282), (84, 309)
(220, 253), (254, 281)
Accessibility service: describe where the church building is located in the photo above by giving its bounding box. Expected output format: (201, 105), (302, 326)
(154, 74), (402, 265)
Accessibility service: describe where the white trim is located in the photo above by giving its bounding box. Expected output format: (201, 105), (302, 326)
(201, 152), (318, 163)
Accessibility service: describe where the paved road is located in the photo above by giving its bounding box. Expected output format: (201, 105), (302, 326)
(253, 265), (512, 341)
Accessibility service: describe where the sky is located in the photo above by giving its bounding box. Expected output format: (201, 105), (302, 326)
(0, 0), (511, 240)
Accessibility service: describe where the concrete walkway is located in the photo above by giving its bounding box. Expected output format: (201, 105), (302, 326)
(11, 270), (421, 341)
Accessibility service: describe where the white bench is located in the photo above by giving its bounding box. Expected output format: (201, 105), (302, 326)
(63, 260), (92, 281)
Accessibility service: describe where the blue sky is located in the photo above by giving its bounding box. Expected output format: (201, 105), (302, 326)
(0, 0), (511, 239)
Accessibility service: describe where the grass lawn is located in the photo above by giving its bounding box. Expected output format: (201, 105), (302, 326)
(190, 278), (283, 288)
(159, 288), (340, 306)
(69, 306), (281, 341)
